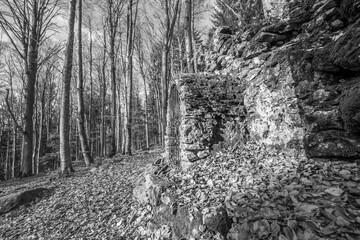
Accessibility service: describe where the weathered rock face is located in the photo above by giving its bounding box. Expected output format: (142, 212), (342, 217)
(132, 164), (173, 206)
(203, 0), (360, 161)
(166, 0), (360, 167)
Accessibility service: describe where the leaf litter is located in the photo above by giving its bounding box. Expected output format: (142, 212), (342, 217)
(135, 143), (360, 239)
(0, 149), (161, 240)
(0, 145), (360, 240)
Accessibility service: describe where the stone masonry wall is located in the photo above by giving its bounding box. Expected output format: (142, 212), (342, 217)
(165, 74), (243, 169)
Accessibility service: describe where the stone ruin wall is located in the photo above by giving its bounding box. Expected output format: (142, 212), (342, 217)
(165, 0), (360, 168)
(165, 75), (244, 169)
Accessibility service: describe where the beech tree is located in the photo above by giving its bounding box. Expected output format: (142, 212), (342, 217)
(60, 0), (77, 175)
(77, 0), (93, 167)
(160, 0), (181, 144)
(106, 0), (125, 155)
(0, 0), (60, 177)
(123, 0), (139, 155)
(184, 0), (194, 73)
(135, 31), (150, 149)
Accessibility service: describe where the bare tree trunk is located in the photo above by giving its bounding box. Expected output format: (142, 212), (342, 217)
(125, 0), (134, 155)
(161, 48), (168, 146)
(60, 0), (77, 175)
(185, 0), (194, 73)
(77, 0), (93, 167)
(21, 2), (40, 177)
(136, 33), (150, 149)
(88, 17), (93, 155)
(37, 103), (43, 174)
(101, 30), (107, 156)
(5, 128), (10, 180)
(12, 126), (16, 178)
(32, 81), (39, 175)
(0, 0), (60, 177)
(107, 0), (123, 156)
(178, 36), (183, 72)
(143, 79), (149, 149)
(100, 70), (105, 157)
(36, 83), (46, 174)
(116, 81), (122, 152)
(161, 0), (181, 144)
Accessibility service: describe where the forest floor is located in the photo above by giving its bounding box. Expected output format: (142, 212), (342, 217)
(0, 146), (360, 240)
(0, 148), (161, 240)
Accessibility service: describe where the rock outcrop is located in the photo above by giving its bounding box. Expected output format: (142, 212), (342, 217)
(166, 0), (360, 167)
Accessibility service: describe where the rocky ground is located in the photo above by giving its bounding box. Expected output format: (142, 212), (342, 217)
(1, 146), (360, 240)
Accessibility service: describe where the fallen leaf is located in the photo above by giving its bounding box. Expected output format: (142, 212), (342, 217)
(336, 216), (350, 226)
(324, 187), (344, 196)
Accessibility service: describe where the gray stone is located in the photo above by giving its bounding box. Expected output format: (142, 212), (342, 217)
(132, 165), (173, 206)
(203, 205), (231, 237)
(340, 79), (360, 135)
(0, 188), (47, 215)
(304, 130), (360, 158)
(305, 109), (344, 132)
(243, 42), (270, 60)
(256, 32), (288, 44)
(330, 19), (345, 31)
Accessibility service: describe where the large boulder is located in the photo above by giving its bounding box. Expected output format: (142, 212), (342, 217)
(203, 205), (231, 237)
(0, 188), (47, 215)
(132, 164), (173, 206)
(153, 203), (232, 239)
(304, 130), (360, 159)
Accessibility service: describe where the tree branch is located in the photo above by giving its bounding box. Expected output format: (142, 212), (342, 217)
(5, 89), (24, 134)
(218, 0), (241, 21)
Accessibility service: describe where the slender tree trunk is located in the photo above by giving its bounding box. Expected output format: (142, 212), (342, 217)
(155, 86), (163, 146)
(101, 32), (107, 156)
(125, 0), (134, 155)
(88, 18), (93, 155)
(178, 36), (183, 72)
(107, 0), (119, 156)
(12, 126), (16, 178)
(5, 128), (10, 180)
(75, 122), (79, 162)
(99, 68), (105, 157)
(184, 0), (194, 73)
(60, 0), (77, 175)
(116, 82), (122, 152)
(77, 0), (93, 167)
(136, 33), (149, 149)
(144, 81), (149, 149)
(161, 48), (168, 145)
(191, 0), (197, 73)
(37, 101), (43, 174)
(33, 89), (39, 175)
(36, 83), (46, 174)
